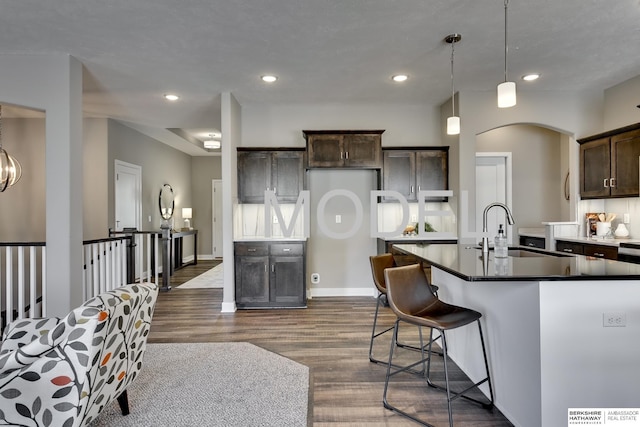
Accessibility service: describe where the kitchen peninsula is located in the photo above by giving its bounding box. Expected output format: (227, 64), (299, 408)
(393, 243), (640, 427)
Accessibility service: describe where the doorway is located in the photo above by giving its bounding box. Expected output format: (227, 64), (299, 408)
(475, 153), (513, 243)
(115, 160), (142, 231)
(212, 179), (223, 259)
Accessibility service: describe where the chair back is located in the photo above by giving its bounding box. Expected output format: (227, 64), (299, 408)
(81, 282), (158, 425)
(369, 253), (395, 294)
(0, 282), (158, 427)
(384, 263), (438, 318)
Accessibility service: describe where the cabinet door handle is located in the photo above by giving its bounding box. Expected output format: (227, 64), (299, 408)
(340, 152), (344, 160)
(283, 248), (291, 252)
(410, 185), (414, 194)
(562, 248), (573, 253)
(604, 178), (609, 188)
(527, 243), (535, 247)
(271, 264), (275, 272)
(610, 178), (616, 188)
(594, 252), (604, 257)
(273, 187), (277, 194)
(248, 248), (257, 252)
(345, 151), (349, 159)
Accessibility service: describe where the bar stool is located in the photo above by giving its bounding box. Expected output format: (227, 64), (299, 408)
(369, 254), (439, 365)
(383, 263), (494, 427)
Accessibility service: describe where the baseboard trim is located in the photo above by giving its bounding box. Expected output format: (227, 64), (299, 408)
(309, 287), (376, 298)
(221, 301), (237, 313)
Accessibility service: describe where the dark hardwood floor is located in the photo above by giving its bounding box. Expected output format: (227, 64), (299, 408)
(149, 260), (514, 426)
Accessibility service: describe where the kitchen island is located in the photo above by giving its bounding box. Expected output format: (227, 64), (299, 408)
(393, 243), (640, 427)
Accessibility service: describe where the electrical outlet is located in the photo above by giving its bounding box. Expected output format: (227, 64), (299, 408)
(624, 213), (630, 224)
(411, 214), (417, 222)
(335, 215), (341, 224)
(311, 273), (320, 284)
(603, 312), (626, 327)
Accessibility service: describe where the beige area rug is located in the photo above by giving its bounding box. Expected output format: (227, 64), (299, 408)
(177, 262), (224, 289)
(92, 342), (310, 427)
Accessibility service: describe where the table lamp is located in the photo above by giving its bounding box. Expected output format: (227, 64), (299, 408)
(182, 208), (192, 230)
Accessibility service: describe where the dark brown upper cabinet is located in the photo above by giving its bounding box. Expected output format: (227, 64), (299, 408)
(237, 148), (305, 203)
(579, 123), (640, 199)
(382, 147), (449, 202)
(303, 130), (383, 168)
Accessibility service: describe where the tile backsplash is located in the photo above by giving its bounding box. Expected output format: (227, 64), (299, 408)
(579, 198), (640, 239)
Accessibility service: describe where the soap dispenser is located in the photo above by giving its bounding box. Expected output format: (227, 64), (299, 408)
(494, 224), (508, 258)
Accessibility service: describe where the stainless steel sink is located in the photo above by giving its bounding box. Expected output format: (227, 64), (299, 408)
(469, 246), (572, 258)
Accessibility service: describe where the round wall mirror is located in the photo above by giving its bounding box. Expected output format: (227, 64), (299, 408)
(159, 184), (175, 220)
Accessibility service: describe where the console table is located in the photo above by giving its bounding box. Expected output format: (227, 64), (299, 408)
(172, 229), (198, 273)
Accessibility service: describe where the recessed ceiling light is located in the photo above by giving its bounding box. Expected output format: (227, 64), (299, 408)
(164, 94), (180, 101)
(392, 74), (408, 82)
(522, 73), (540, 82)
(261, 75), (278, 83)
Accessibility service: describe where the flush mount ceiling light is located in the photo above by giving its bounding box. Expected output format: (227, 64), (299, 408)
(0, 105), (22, 192)
(204, 133), (221, 149)
(163, 94), (179, 101)
(261, 75), (278, 83)
(392, 74), (408, 82)
(522, 73), (540, 81)
(445, 34), (462, 136)
(497, 0), (516, 108)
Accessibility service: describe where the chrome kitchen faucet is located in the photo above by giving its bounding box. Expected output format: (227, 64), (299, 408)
(482, 202), (515, 255)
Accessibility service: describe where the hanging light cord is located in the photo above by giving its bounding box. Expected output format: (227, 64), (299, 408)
(504, 0), (509, 83)
(450, 39), (456, 116)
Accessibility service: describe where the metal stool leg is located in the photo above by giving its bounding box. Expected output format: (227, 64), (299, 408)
(425, 322), (495, 414)
(383, 320), (435, 427)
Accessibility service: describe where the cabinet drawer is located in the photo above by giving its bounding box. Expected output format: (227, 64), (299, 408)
(235, 243), (269, 256)
(583, 244), (617, 259)
(270, 243), (304, 256)
(520, 236), (545, 249)
(555, 241), (584, 255)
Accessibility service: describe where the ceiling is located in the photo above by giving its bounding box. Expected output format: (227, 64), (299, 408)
(1, 0), (639, 155)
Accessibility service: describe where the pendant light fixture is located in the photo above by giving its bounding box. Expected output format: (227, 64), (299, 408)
(0, 105), (22, 192)
(445, 33), (462, 135)
(497, 0), (516, 108)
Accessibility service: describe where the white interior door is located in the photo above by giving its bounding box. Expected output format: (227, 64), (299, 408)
(212, 179), (223, 259)
(115, 160), (142, 231)
(475, 153), (513, 243)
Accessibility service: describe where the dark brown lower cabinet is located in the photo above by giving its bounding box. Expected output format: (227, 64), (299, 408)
(235, 241), (306, 308)
(555, 239), (617, 260)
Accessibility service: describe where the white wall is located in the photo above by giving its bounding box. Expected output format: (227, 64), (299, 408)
(476, 125), (568, 231)
(242, 103), (440, 147)
(454, 89), (604, 242)
(603, 74), (640, 130)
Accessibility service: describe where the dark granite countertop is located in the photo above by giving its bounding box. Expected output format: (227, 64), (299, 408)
(392, 243), (640, 282)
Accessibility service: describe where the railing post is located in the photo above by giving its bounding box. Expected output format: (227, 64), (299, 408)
(125, 233), (136, 284)
(160, 223), (172, 291)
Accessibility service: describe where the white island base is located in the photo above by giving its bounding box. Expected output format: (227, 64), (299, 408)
(432, 266), (640, 427)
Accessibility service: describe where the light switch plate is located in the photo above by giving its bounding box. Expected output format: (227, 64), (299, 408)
(624, 213), (630, 224)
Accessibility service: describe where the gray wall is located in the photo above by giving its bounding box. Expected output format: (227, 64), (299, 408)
(0, 118), (46, 241)
(476, 124), (568, 229)
(191, 156), (222, 257)
(107, 120), (194, 256)
(307, 169), (378, 294)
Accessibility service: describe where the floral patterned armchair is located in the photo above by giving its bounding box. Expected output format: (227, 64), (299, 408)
(0, 282), (158, 427)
